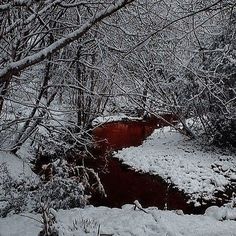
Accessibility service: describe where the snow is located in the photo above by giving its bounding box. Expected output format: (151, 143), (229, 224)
(92, 114), (142, 126)
(0, 0), (134, 81)
(0, 150), (40, 215)
(115, 127), (236, 204)
(0, 130), (236, 235)
(0, 205), (236, 236)
(0, 151), (37, 181)
(205, 205), (236, 221)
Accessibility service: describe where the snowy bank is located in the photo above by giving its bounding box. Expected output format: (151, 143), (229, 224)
(0, 205), (236, 236)
(115, 127), (236, 205)
(92, 114), (142, 126)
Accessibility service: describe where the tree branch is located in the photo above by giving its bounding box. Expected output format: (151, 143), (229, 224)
(0, 0), (135, 83)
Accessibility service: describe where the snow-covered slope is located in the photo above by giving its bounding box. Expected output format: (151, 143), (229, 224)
(115, 127), (236, 205)
(0, 151), (37, 181)
(0, 205), (236, 236)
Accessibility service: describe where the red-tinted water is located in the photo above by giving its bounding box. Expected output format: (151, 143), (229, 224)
(93, 114), (177, 151)
(92, 121), (154, 150)
(88, 116), (207, 214)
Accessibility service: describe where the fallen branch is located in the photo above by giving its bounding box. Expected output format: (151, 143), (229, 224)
(133, 200), (148, 213)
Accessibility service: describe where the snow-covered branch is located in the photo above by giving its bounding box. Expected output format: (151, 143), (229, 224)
(0, 0), (35, 11)
(0, 0), (135, 82)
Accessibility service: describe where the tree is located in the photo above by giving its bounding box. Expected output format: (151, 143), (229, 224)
(0, 0), (135, 112)
(106, 0), (235, 140)
(0, 0), (135, 152)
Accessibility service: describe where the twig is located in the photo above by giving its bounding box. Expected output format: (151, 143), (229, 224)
(133, 200), (148, 213)
(19, 214), (42, 224)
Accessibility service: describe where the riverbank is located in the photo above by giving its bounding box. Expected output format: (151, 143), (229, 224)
(115, 126), (236, 206)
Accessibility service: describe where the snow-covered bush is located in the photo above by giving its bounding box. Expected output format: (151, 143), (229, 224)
(0, 161), (87, 217)
(37, 175), (87, 211)
(0, 162), (38, 217)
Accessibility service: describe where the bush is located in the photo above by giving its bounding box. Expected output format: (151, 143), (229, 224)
(0, 161), (87, 217)
(211, 117), (236, 148)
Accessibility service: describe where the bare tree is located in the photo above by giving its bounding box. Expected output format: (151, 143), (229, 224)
(0, 0), (136, 152)
(0, 0), (135, 114)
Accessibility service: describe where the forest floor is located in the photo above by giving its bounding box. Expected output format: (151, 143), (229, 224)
(0, 204), (236, 236)
(0, 125), (236, 235)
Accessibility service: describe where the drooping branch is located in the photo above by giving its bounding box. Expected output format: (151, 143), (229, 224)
(1, 0), (62, 37)
(0, 0), (135, 83)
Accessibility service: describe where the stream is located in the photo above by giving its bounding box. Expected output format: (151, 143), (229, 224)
(36, 115), (232, 214)
(88, 116), (208, 214)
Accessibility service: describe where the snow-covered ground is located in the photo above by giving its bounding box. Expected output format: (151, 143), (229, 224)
(1, 127), (236, 235)
(115, 127), (236, 206)
(0, 204), (236, 236)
